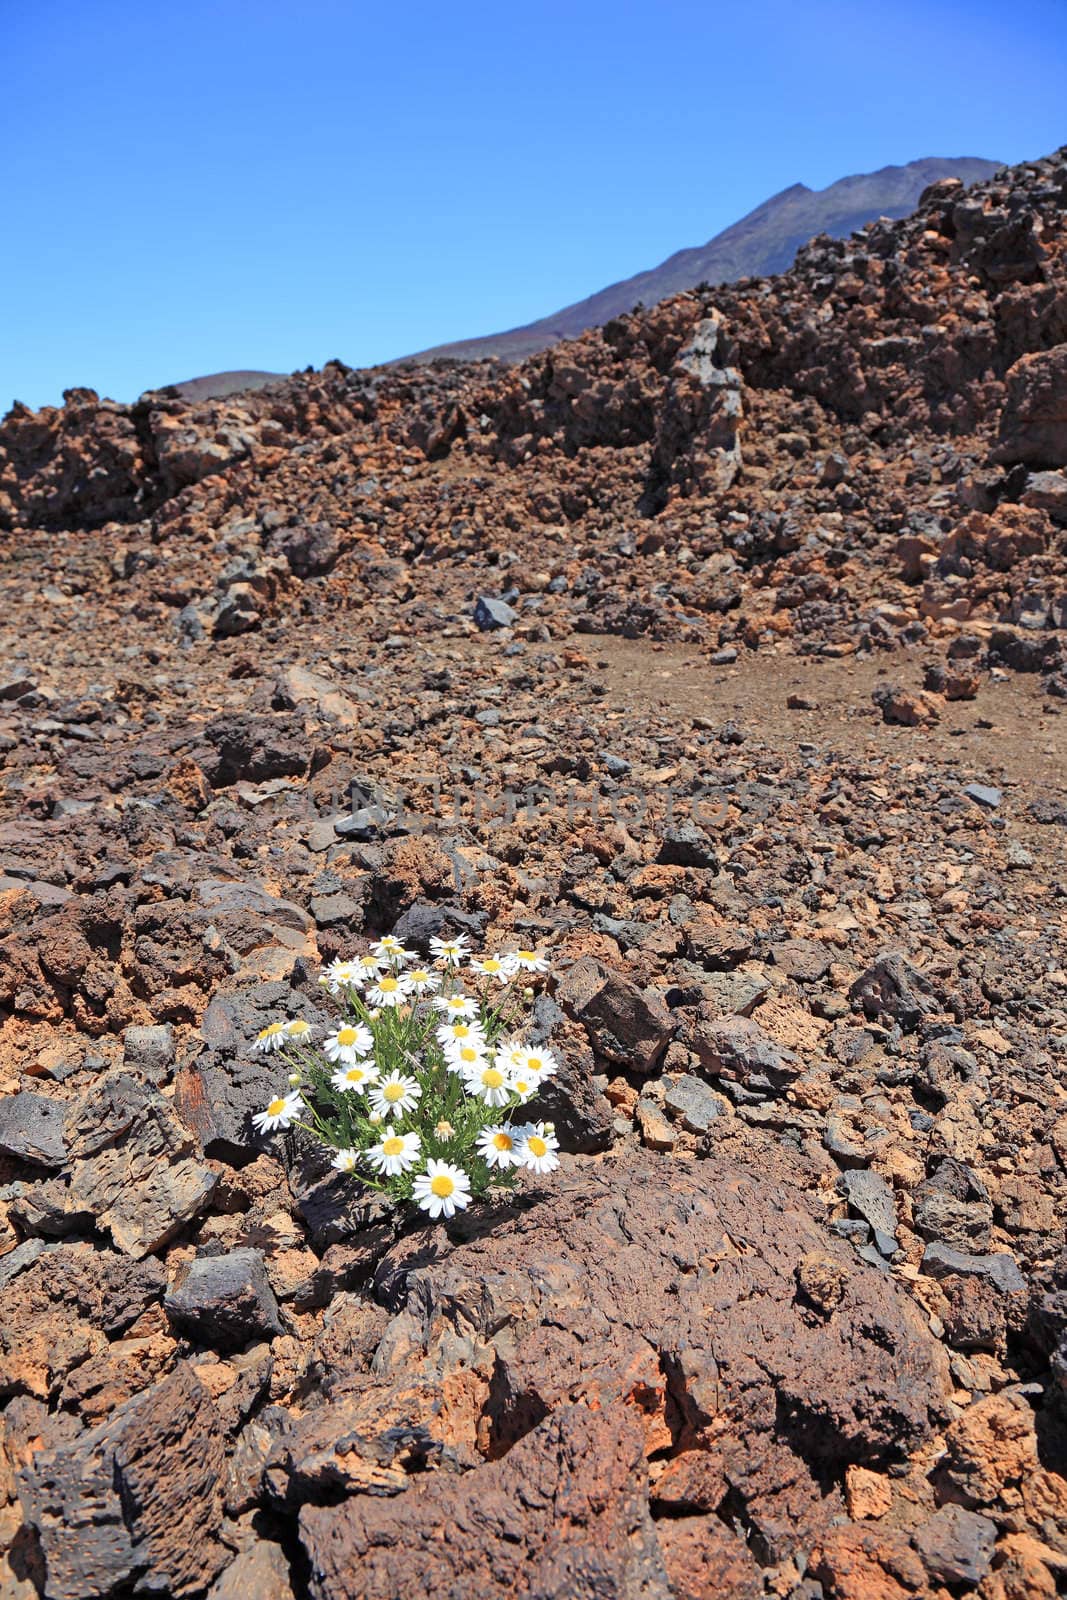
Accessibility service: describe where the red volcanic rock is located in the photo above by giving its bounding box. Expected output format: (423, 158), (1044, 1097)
(1, 147), (1066, 1598)
(293, 1147), (947, 1597)
(994, 344), (1067, 467)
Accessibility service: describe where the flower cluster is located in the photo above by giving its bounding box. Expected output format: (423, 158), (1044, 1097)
(249, 933), (560, 1219)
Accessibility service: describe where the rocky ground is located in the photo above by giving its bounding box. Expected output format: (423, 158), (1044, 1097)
(0, 150), (1065, 1599)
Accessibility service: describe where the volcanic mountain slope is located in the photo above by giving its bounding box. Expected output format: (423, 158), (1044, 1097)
(0, 150), (1065, 1600)
(403, 155), (1001, 363)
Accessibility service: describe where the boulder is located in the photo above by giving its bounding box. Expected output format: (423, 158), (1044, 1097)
(17, 1363), (228, 1599)
(993, 344), (1067, 467)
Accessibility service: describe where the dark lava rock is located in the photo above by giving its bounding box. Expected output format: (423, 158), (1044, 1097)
(17, 1363), (229, 1600)
(684, 1012), (799, 1091)
(524, 991), (614, 1153)
(657, 823), (718, 868)
(0, 1091), (67, 1168)
(849, 950), (937, 1030)
(555, 957), (673, 1074)
(663, 1072), (723, 1133)
(913, 1503), (997, 1586)
(921, 1241), (1026, 1294)
(473, 595), (518, 630)
(164, 1248), (285, 1352)
(123, 1022), (176, 1083)
(840, 1170), (898, 1257)
(771, 937), (833, 983)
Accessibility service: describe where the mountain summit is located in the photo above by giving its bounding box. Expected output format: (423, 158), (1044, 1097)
(402, 155), (1001, 365)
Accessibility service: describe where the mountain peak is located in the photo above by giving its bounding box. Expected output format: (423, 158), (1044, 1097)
(401, 156), (1001, 366)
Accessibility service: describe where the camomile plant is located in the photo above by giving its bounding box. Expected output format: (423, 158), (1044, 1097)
(248, 932), (561, 1220)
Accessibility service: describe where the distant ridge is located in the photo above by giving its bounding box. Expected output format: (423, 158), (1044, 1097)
(399, 155), (1001, 365)
(152, 370), (287, 403)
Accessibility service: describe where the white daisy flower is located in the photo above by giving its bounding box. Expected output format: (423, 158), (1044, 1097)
(372, 935), (411, 966)
(319, 959), (359, 995)
(507, 1071), (540, 1104)
(368, 1072), (421, 1119)
(350, 952), (385, 987)
(503, 948), (550, 975)
(324, 1023), (374, 1063)
(493, 1038), (526, 1074)
(434, 991), (478, 1019)
(412, 1160), (472, 1219)
(330, 1059), (380, 1094)
(437, 1019), (487, 1058)
(332, 1147), (360, 1172)
(516, 1122), (560, 1174)
(283, 1018), (314, 1043)
(366, 1129), (421, 1176)
(252, 1090), (304, 1133)
(367, 973), (407, 1009)
(470, 955), (511, 985)
(448, 1041), (487, 1077)
(477, 1125), (520, 1170)
(429, 934), (470, 965)
(515, 1045), (559, 1082)
(462, 1060), (512, 1108)
(402, 965), (440, 996)
(251, 1022), (287, 1054)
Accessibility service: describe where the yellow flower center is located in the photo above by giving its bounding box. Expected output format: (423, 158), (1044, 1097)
(452, 1023), (470, 1038)
(337, 1027), (358, 1046)
(260, 1023), (283, 1038)
(410, 969), (428, 982)
(458, 1047), (478, 1064)
(430, 1173), (455, 1198)
(344, 1067), (364, 1082)
(267, 1097), (286, 1116)
(528, 1136), (547, 1157)
(379, 977), (399, 993)
(384, 1082), (404, 1102)
(382, 1136), (404, 1156)
(288, 1020), (309, 1035)
(514, 1079), (532, 1095)
(483, 1068), (504, 1089)
(518, 950), (536, 961)
(484, 959), (502, 971)
(492, 1132), (513, 1151)
(527, 1057), (542, 1073)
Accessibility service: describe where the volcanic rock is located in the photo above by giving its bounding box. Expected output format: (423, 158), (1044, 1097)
(164, 1248), (286, 1351)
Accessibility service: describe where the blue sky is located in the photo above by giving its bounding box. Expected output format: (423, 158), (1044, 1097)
(2, 0), (1065, 410)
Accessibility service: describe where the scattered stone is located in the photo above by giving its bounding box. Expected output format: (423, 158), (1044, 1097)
(771, 937), (832, 983)
(840, 1170), (898, 1256)
(64, 1072), (219, 1257)
(964, 782), (1002, 809)
(872, 683), (940, 726)
(849, 950), (936, 1030)
(914, 1503), (997, 1587)
(921, 1241), (1026, 1294)
(473, 595), (518, 630)
(657, 823), (718, 868)
(685, 1012), (799, 1090)
(663, 1073), (724, 1133)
